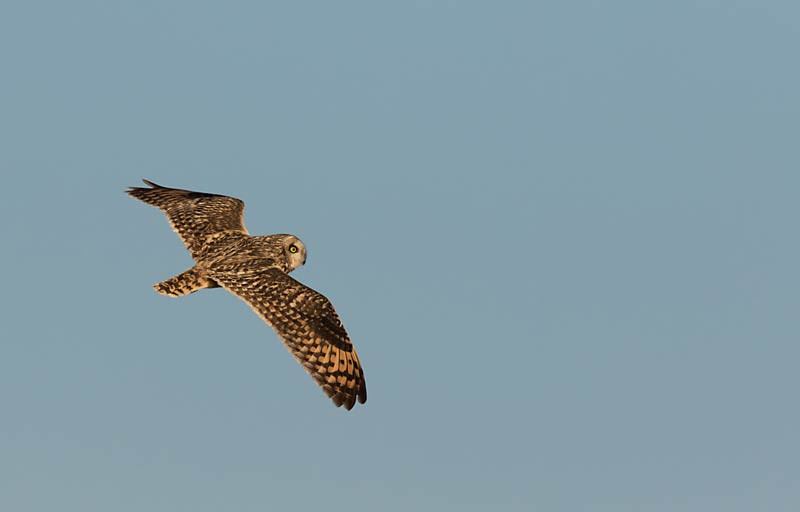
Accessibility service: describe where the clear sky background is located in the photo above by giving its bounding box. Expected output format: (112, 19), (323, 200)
(1, 2), (799, 511)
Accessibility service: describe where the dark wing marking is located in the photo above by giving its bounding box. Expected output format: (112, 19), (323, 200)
(211, 267), (367, 410)
(126, 179), (247, 259)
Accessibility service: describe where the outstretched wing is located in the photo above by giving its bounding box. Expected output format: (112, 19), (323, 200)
(126, 179), (248, 259)
(211, 267), (367, 410)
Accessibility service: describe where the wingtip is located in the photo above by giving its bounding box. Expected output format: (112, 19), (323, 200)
(126, 179), (164, 196)
(326, 387), (361, 411)
(333, 383), (366, 411)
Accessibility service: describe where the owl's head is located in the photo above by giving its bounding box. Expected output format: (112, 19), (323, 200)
(281, 234), (307, 272)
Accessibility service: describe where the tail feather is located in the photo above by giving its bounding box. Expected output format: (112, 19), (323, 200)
(154, 267), (217, 297)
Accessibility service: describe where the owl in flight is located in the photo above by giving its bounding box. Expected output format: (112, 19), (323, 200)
(127, 180), (367, 410)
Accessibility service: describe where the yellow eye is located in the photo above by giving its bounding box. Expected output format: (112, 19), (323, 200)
(289, 245), (298, 253)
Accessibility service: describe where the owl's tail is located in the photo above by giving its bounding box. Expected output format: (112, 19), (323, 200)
(153, 267), (219, 297)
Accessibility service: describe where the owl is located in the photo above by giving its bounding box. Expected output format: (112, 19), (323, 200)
(126, 180), (367, 410)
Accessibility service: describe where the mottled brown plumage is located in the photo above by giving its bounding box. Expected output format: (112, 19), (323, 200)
(127, 180), (367, 410)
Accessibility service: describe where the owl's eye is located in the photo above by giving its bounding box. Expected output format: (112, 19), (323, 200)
(289, 244), (299, 253)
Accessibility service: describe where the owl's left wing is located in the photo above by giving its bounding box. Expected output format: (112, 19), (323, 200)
(210, 267), (367, 410)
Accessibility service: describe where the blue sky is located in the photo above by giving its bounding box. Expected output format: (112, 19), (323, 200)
(2, 2), (799, 511)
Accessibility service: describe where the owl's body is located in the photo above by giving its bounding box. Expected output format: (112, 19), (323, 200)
(127, 180), (367, 410)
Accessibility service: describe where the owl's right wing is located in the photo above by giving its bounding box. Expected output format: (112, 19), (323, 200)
(126, 179), (248, 259)
(210, 267), (367, 410)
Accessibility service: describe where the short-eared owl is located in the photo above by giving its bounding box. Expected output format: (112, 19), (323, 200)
(127, 180), (366, 410)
